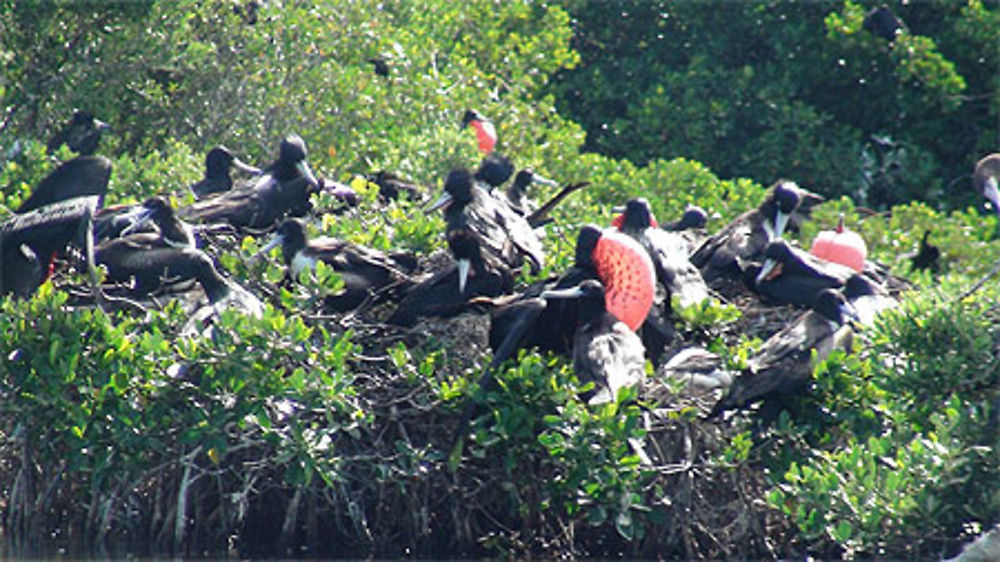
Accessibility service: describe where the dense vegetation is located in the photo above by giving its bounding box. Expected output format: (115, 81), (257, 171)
(0, 0), (997, 558)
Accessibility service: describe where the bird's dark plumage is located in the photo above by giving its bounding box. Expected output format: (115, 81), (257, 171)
(543, 279), (646, 405)
(863, 5), (906, 41)
(908, 230), (941, 273)
(432, 168), (544, 276)
(261, 218), (418, 312)
(2, 196), (100, 297)
(180, 135), (320, 229)
(17, 156), (112, 214)
(691, 180), (822, 285)
(47, 111), (110, 156)
(190, 146), (262, 199)
(710, 288), (855, 416)
(754, 239), (857, 310)
(474, 153), (515, 190)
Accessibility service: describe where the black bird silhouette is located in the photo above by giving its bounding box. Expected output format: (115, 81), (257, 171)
(97, 240), (236, 306)
(366, 170), (422, 202)
(368, 57), (390, 77)
(190, 146), (262, 199)
(753, 239), (857, 310)
(16, 156), (112, 214)
(259, 218), (418, 312)
(691, 180), (823, 285)
(907, 230), (941, 273)
(430, 168), (544, 287)
(47, 111), (111, 156)
(505, 168), (559, 216)
(387, 231), (514, 327)
(709, 288), (856, 417)
(863, 5), (906, 41)
(1, 196), (99, 297)
(180, 135), (320, 229)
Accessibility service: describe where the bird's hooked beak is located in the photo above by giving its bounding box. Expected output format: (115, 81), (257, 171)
(756, 258), (783, 284)
(531, 173), (558, 188)
(254, 233), (284, 260)
(232, 157), (262, 175)
(295, 160), (320, 190)
(120, 206), (154, 236)
(427, 191), (453, 212)
(540, 286), (585, 300)
(92, 118), (112, 133)
(456, 258), (471, 294)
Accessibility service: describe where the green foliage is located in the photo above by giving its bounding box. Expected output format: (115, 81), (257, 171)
(550, 0), (997, 209)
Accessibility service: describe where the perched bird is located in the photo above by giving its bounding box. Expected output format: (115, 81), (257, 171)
(709, 288), (856, 417)
(430, 168), (544, 286)
(1, 196), (100, 297)
(368, 57), (390, 78)
(810, 214), (867, 273)
(614, 197), (711, 310)
(541, 279), (647, 405)
(973, 154), (1000, 217)
(485, 224), (655, 366)
(863, 5), (906, 42)
(906, 230), (941, 273)
(16, 156), (112, 214)
(180, 135), (320, 229)
(754, 239), (857, 310)
(46, 111), (111, 156)
(258, 218), (418, 311)
(189, 146), (262, 199)
(505, 168), (559, 216)
(691, 180), (822, 285)
(661, 205), (708, 232)
(462, 109), (498, 154)
(366, 170), (422, 202)
(97, 240), (228, 303)
(387, 232), (514, 327)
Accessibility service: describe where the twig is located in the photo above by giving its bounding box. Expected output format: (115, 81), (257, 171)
(958, 259), (1000, 301)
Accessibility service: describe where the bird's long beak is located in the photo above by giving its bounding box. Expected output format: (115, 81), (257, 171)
(540, 286), (585, 300)
(457, 258), (471, 294)
(296, 160), (320, 189)
(94, 118), (112, 132)
(427, 191), (453, 212)
(254, 234), (283, 260)
(232, 157), (262, 175)
(120, 207), (153, 236)
(531, 174), (558, 188)
(756, 259), (783, 283)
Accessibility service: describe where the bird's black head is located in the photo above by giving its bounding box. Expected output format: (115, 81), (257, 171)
(205, 146), (236, 176)
(447, 228), (482, 263)
(621, 197), (655, 231)
(772, 181), (802, 215)
(815, 288), (854, 325)
(461, 109), (485, 129)
(443, 168), (475, 203)
(843, 274), (877, 299)
(474, 153), (515, 188)
(142, 196), (173, 218)
(763, 239), (794, 263)
(280, 135), (308, 164)
(276, 218), (308, 247)
(575, 224), (603, 267)
(678, 205), (708, 230)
